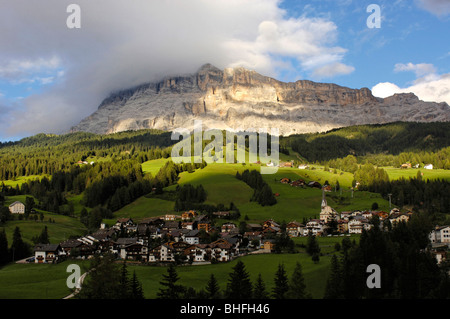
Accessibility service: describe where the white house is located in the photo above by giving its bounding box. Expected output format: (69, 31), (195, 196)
(9, 201), (25, 214)
(34, 244), (63, 264)
(184, 230), (200, 245)
(348, 217), (369, 234)
(430, 226), (450, 244)
(303, 220), (323, 236)
(424, 164), (433, 170)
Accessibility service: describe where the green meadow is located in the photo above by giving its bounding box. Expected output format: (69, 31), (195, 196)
(103, 196), (175, 226)
(2, 195), (87, 248)
(0, 260), (87, 299)
(130, 252), (333, 299)
(383, 167), (450, 181)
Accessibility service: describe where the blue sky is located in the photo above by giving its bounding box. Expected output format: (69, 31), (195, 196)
(0, 0), (449, 141)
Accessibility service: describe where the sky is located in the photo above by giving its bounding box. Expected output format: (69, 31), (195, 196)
(0, 0), (449, 141)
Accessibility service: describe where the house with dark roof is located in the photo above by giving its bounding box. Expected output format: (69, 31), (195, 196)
(34, 244), (63, 264)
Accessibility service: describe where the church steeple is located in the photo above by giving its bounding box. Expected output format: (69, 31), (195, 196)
(321, 186), (327, 210)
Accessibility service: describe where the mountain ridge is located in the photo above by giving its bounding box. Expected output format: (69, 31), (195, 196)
(70, 64), (450, 136)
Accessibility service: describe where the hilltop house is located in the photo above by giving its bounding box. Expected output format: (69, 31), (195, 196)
(9, 201), (25, 214)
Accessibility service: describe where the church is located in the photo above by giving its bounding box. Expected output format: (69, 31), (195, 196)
(319, 187), (338, 223)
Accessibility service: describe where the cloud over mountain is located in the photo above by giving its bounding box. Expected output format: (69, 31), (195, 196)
(0, 0), (354, 139)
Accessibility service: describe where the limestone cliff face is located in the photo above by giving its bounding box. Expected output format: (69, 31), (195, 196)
(70, 64), (450, 136)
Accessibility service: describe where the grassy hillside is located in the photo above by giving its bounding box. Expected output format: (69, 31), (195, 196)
(2, 195), (87, 248)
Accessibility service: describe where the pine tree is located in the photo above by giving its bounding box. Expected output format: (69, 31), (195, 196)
(225, 261), (252, 299)
(157, 264), (185, 299)
(253, 273), (269, 299)
(324, 254), (343, 299)
(205, 274), (221, 299)
(272, 263), (289, 299)
(10, 226), (30, 261)
(287, 262), (310, 299)
(130, 271), (145, 299)
(119, 261), (131, 299)
(306, 234), (320, 256)
(76, 253), (123, 299)
(38, 226), (50, 244)
(0, 228), (9, 265)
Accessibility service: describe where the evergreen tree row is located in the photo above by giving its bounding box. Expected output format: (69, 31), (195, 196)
(324, 216), (450, 299)
(156, 260), (311, 299)
(236, 170), (277, 206)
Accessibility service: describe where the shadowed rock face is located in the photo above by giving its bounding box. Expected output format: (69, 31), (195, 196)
(71, 64), (450, 136)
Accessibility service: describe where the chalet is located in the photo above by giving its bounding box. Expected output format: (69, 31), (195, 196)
(243, 231), (262, 240)
(221, 223), (237, 233)
(166, 229), (181, 242)
(184, 230), (200, 245)
(281, 162), (293, 168)
(164, 214), (177, 221)
(429, 226), (450, 244)
(9, 201), (25, 214)
(140, 217), (165, 228)
(121, 242), (147, 261)
(34, 244), (63, 264)
(303, 220), (323, 236)
(362, 211), (373, 220)
(164, 221), (181, 231)
(209, 239), (239, 262)
(181, 221), (196, 231)
(60, 239), (82, 256)
(340, 212), (352, 220)
(307, 181), (322, 189)
(262, 239), (275, 252)
(389, 213), (410, 225)
(263, 219), (280, 230)
(348, 217), (369, 234)
(114, 218), (136, 233)
(323, 185), (332, 192)
(401, 163), (412, 169)
(182, 210), (197, 221)
(286, 221), (304, 237)
(196, 216), (211, 232)
(337, 220), (349, 233)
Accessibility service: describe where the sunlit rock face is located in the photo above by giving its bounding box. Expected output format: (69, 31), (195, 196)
(71, 64), (450, 136)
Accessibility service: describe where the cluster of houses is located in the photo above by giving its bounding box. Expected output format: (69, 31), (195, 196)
(401, 163), (434, 170)
(33, 212), (244, 264)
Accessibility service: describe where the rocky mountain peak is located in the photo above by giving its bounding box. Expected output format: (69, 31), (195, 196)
(71, 64), (450, 136)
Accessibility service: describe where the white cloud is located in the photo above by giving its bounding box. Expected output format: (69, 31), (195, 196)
(311, 62), (355, 79)
(416, 0), (450, 16)
(373, 62), (450, 105)
(372, 73), (450, 104)
(0, 0), (353, 138)
(0, 56), (61, 82)
(394, 62), (437, 78)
